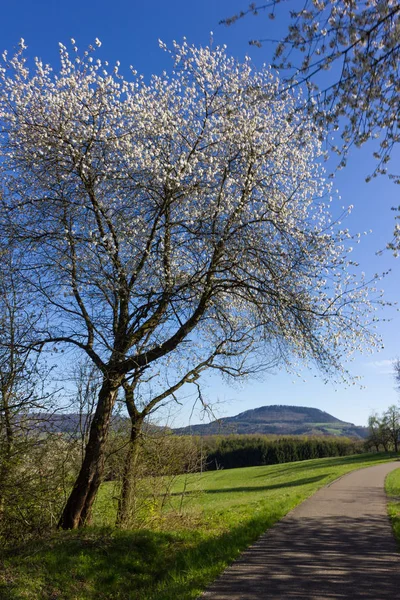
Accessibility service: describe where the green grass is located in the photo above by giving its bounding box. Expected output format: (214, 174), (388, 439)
(386, 466), (400, 548)
(0, 452), (392, 600)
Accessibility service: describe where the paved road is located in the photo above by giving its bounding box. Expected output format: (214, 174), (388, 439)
(201, 461), (400, 600)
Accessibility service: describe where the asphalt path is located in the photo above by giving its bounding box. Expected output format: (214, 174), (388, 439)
(201, 461), (400, 600)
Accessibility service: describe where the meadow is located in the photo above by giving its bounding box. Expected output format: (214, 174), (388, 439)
(386, 467), (400, 549)
(0, 452), (397, 600)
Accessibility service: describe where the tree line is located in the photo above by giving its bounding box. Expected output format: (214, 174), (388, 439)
(365, 362), (400, 453)
(366, 405), (400, 453)
(201, 434), (365, 470)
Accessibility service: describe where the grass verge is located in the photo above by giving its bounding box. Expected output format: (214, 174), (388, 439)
(0, 452), (392, 600)
(386, 466), (400, 548)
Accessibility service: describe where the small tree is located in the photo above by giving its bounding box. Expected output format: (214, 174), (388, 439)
(0, 243), (66, 543)
(383, 405), (400, 454)
(0, 243), (43, 512)
(70, 360), (100, 466)
(367, 414), (382, 452)
(366, 413), (390, 453)
(0, 39), (379, 529)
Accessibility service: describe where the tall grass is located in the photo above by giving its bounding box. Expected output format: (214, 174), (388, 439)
(386, 466), (400, 548)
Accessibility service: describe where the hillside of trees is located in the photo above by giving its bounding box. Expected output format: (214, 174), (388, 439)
(174, 405), (368, 438)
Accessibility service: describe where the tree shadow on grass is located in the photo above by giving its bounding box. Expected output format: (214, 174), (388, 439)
(0, 503), (311, 600)
(198, 474), (329, 495)
(1, 527), (195, 600)
(169, 474), (329, 498)
(254, 453), (396, 479)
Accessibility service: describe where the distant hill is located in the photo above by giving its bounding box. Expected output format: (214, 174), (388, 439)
(26, 413), (162, 435)
(173, 405), (368, 439)
(29, 405), (368, 439)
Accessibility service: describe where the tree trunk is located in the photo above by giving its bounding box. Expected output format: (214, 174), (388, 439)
(58, 374), (121, 529)
(0, 389), (13, 519)
(116, 414), (144, 528)
(0, 463), (9, 519)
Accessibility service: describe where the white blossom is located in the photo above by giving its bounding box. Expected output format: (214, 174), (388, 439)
(0, 38), (381, 389)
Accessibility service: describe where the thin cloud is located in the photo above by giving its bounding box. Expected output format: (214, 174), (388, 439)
(366, 359), (395, 374)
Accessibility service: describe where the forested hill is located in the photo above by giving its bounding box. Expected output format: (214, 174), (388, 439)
(173, 405), (368, 438)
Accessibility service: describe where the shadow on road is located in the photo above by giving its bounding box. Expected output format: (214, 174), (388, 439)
(202, 513), (400, 599)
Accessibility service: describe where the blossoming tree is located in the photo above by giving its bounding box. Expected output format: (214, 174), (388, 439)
(0, 39), (378, 529)
(223, 1), (400, 180)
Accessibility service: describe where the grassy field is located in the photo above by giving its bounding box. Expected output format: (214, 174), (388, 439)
(386, 466), (400, 548)
(0, 452), (394, 600)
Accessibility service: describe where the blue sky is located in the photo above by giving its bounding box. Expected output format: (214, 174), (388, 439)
(2, 0), (399, 427)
